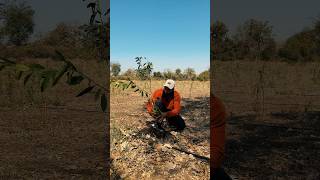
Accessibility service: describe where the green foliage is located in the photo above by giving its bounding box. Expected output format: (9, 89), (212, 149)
(197, 70), (210, 81)
(211, 21), (235, 61)
(153, 71), (163, 80)
(111, 63), (121, 77)
(0, 0), (109, 60)
(0, 1), (34, 46)
(0, 50), (108, 111)
(211, 17), (320, 62)
(163, 69), (176, 80)
(234, 19), (276, 60)
(135, 57), (153, 80)
(40, 70), (57, 92)
(42, 23), (80, 47)
(279, 28), (319, 62)
(121, 68), (136, 79)
(68, 75), (84, 85)
(110, 79), (149, 98)
(175, 68), (183, 80)
(76, 86), (95, 97)
(0, 1), (110, 113)
(151, 103), (162, 118)
(184, 68), (197, 80)
(52, 64), (69, 86)
(211, 19), (276, 61)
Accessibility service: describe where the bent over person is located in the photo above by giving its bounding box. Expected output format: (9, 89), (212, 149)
(146, 79), (186, 131)
(211, 95), (232, 179)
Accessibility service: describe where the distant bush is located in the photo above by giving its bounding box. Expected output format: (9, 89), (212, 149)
(211, 16), (320, 62)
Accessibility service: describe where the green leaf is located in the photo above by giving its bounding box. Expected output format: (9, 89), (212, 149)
(76, 86), (95, 97)
(68, 75), (84, 85)
(100, 93), (107, 112)
(126, 82), (131, 89)
(122, 83), (126, 90)
(55, 50), (67, 62)
(40, 70), (57, 92)
(15, 64), (30, 72)
(0, 57), (15, 64)
(24, 73), (33, 86)
(41, 76), (51, 92)
(16, 71), (23, 80)
(41, 70), (57, 78)
(29, 64), (45, 71)
(52, 64), (69, 86)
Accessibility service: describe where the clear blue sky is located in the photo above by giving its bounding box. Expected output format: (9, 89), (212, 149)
(111, 0), (210, 74)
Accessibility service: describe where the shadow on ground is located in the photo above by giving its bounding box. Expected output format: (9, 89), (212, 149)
(224, 111), (320, 179)
(136, 96), (210, 146)
(180, 96), (210, 146)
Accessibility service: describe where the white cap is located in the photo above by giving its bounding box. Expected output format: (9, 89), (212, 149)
(163, 79), (175, 89)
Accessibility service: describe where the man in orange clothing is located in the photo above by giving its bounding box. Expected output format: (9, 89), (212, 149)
(146, 79), (186, 131)
(211, 95), (231, 179)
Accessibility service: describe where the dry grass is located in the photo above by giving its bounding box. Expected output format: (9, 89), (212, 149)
(0, 58), (108, 179)
(213, 60), (320, 114)
(110, 80), (210, 179)
(213, 60), (320, 179)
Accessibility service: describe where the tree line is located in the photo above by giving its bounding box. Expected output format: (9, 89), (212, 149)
(0, 1), (108, 60)
(111, 63), (209, 81)
(211, 17), (320, 62)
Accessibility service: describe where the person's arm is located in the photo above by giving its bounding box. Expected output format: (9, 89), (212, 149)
(166, 92), (181, 117)
(211, 96), (227, 170)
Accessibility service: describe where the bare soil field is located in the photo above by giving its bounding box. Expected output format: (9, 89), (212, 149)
(110, 80), (210, 179)
(213, 61), (320, 179)
(0, 58), (108, 179)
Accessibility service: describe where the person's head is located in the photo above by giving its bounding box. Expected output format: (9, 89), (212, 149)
(163, 79), (175, 94)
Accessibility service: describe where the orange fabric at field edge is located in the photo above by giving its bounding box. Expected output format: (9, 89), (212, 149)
(146, 88), (181, 117)
(211, 95), (227, 170)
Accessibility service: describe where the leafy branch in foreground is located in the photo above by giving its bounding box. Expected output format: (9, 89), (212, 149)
(0, 54), (153, 111)
(110, 79), (150, 98)
(0, 51), (108, 111)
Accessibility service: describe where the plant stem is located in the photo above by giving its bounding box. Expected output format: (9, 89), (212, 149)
(76, 69), (107, 92)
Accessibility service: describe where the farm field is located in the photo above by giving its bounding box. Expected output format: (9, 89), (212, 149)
(0, 58), (108, 179)
(110, 80), (210, 179)
(213, 61), (320, 179)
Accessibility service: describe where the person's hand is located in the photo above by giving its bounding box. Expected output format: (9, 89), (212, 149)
(150, 112), (159, 119)
(157, 115), (165, 122)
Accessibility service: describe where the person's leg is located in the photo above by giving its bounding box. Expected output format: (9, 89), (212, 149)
(211, 168), (232, 180)
(167, 115), (186, 131)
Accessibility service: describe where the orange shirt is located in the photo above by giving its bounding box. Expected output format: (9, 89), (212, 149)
(211, 95), (227, 170)
(146, 88), (181, 117)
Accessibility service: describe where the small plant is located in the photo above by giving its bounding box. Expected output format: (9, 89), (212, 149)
(135, 57), (153, 93)
(110, 57), (154, 98)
